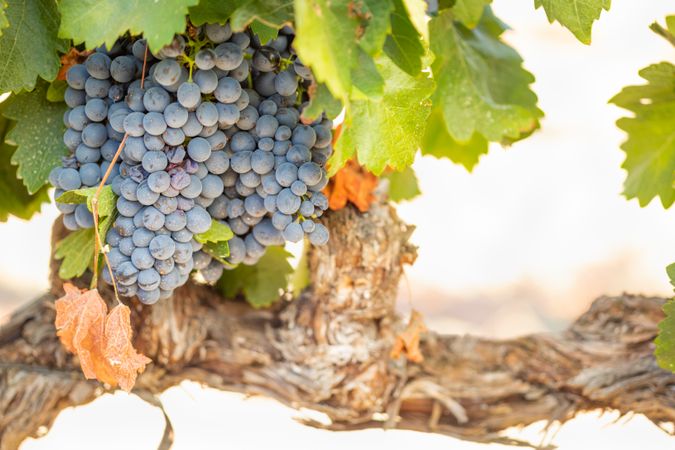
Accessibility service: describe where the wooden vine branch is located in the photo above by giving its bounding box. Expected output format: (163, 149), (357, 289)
(1, 201), (674, 450)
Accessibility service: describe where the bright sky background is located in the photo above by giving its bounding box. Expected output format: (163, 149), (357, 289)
(1, 1), (674, 449)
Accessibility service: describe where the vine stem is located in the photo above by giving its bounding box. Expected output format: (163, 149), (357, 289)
(141, 42), (149, 88)
(90, 133), (129, 303)
(650, 22), (675, 47)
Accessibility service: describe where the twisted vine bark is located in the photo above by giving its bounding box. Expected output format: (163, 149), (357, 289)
(0, 202), (674, 450)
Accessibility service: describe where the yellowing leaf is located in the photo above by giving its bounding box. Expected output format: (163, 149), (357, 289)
(324, 159), (378, 212)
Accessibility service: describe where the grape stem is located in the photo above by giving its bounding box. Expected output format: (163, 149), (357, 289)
(140, 42), (149, 88)
(90, 133), (129, 303)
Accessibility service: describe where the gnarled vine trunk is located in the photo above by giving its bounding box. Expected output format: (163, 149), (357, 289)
(0, 202), (674, 450)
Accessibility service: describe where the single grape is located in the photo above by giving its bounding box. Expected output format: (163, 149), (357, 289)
(144, 134), (165, 151)
(230, 150), (252, 173)
(195, 48), (216, 70)
(85, 52), (111, 79)
(110, 55), (136, 83)
(258, 99), (278, 116)
(205, 23), (232, 43)
(81, 122), (107, 147)
(74, 204), (95, 228)
(277, 188), (301, 214)
(214, 42), (243, 71)
(75, 144), (101, 164)
(226, 236), (246, 264)
(239, 171), (261, 189)
(62, 213), (79, 231)
(85, 98), (108, 122)
(272, 211), (292, 230)
(147, 171), (171, 193)
(118, 237), (135, 256)
(251, 150), (275, 175)
(187, 137), (212, 162)
(155, 195), (178, 214)
(155, 258), (175, 275)
(255, 115), (279, 138)
(117, 196), (143, 217)
(57, 167), (82, 191)
(283, 222), (303, 243)
(230, 131), (256, 152)
(214, 77), (242, 104)
(84, 77), (110, 98)
(244, 194), (266, 218)
(274, 70), (298, 97)
(143, 86), (171, 112)
(116, 261), (139, 285)
(143, 206), (166, 231)
(182, 112), (204, 137)
(148, 235), (176, 260)
(177, 81), (202, 109)
(164, 102), (189, 128)
(252, 46), (280, 72)
(308, 223), (329, 246)
(180, 175), (203, 199)
(154, 59), (182, 86)
(201, 174), (225, 199)
(229, 59), (250, 82)
(244, 234), (266, 258)
(163, 127), (185, 146)
(264, 195), (277, 213)
(275, 162), (298, 187)
(137, 288), (161, 305)
(298, 162), (322, 186)
(207, 196), (228, 219)
(252, 219), (284, 246)
(123, 111), (146, 137)
(205, 131), (228, 152)
(286, 145), (311, 164)
(143, 111), (168, 136)
(66, 64), (89, 89)
(196, 102), (218, 127)
(186, 205), (211, 233)
(290, 180), (307, 196)
(80, 163), (102, 186)
(194, 69), (218, 94)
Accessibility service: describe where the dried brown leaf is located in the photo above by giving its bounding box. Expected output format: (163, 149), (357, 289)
(54, 283), (151, 391)
(324, 160), (378, 212)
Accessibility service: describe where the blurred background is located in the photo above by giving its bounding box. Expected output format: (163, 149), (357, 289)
(2, 1), (675, 449)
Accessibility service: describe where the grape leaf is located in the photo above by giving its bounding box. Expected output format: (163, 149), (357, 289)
(333, 55), (433, 175)
(58, 0), (199, 51)
(55, 227), (95, 279)
(0, 1), (9, 37)
(56, 185), (116, 217)
(250, 21), (279, 44)
(429, 8), (542, 143)
(383, 0), (425, 76)
(293, 0), (383, 102)
(194, 219), (234, 244)
(229, 0), (293, 30)
(188, 0), (237, 25)
(609, 62), (675, 208)
(0, 0), (67, 93)
(47, 80), (67, 102)
(453, 0), (491, 28)
(218, 246), (293, 308)
(0, 116), (49, 221)
(384, 166), (421, 202)
(303, 82), (343, 120)
(654, 263), (675, 373)
(422, 108), (489, 171)
(534, 0), (610, 45)
(2, 81), (68, 194)
(55, 284), (151, 391)
(358, 0), (394, 56)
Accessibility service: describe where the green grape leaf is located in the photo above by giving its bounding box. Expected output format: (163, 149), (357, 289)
(0, 139), (49, 222)
(429, 8), (542, 144)
(218, 246), (293, 308)
(195, 219), (234, 244)
(384, 0), (424, 76)
(56, 185), (116, 217)
(609, 62), (675, 208)
(47, 80), (67, 102)
(358, 0), (394, 56)
(55, 227), (95, 279)
(229, 0), (293, 30)
(250, 21), (279, 44)
(303, 82), (343, 120)
(293, 0), (383, 102)
(384, 166), (421, 202)
(202, 241), (231, 261)
(453, 0), (491, 28)
(0, 0), (67, 93)
(0, 1), (9, 37)
(188, 0), (237, 25)
(333, 55), (433, 175)
(422, 108), (489, 171)
(654, 263), (675, 373)
(58, 0), (199, 51)
(3, 82), (68, 194)
(534, 0), (610, 45)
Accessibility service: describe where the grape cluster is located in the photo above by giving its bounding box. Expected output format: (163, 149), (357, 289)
(51, 23), (332, 304)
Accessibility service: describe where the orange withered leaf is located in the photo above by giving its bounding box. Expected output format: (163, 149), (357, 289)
(324, 160), (378, 212)
(54, 283), (151, 392)
(57, 48), (92, 80)
(390, 310), (427, 363)
(103, 304), (152, 392)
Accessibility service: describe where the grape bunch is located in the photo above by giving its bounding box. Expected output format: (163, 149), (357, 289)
(51, 23), (333, 304)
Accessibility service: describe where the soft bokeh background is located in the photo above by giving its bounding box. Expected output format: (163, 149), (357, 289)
(2, 1), (674, 449)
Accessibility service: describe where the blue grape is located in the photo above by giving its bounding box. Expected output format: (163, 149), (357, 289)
(143, 86), (171, 112)
(177, 81), (202, 109)
(230, 150), (252, 173)
(186, 205), (211, 233)
(154, 59), (182, 86)
(126, 84), (146, 111)
(74, 204), (95, 228)
(275, 162), (298, 187)
(301, 219), (316, 233)
(254, 72), (276, 96)
(277, 188), (301, 214)
(143, 111), (167, 135)
(230, 131), (256, 152)
(201, 174), (224, 199)
(155, 195), (178, 214)
(272, 211), (292, 230)
(137, 288), (160, 305)
(80, 163), (101, 186)
(85, 98), (108, 122)
(308, 223), (329, 246)
(110, 55), (136, 82)
(239, 171), (260, 188)
(282, 222), (303, 243)
(85, 78), (110, 98)
(206, 131), (228, 152)
(144, 134), (165, 151)
(275, 125), (292, 141)
(132, 227), (155, 247)
(244, 194), (266, 218)
(163, 127), (185, 146)
(148, 171), (171, 193)
(142, 151), (168, 172)
(286, 145), (311, 164)
(214, 42), (243, 71)
(274, 70), (298, 96)
(85, 52), (111, 79)
(64, 128), (83, 150)
(143, 206), (165, 231)
(194, 69), (218, 94)
(290, 180), (307, 196)
(68, 106), (89, 130)
(123, 136), (146, 162)
(57, 167), (82, 191)
(137, 180), (160, 205)
(66, 64), (89, 89)
(298, 162), (322, 186)
(252, 47), (280, 72)
(123, 112), (146, 136)
(180, 175), (203, 199)
(244, 234), (266, 258)
(229, 59), (250, 82)
(119, 237), (135, 256)
(164, 102), (189, 128)
(187, 137), (212, 162)
(196, 102), (218, 127)
(252, 219), (284, 245)
(214, 77), (242, 104)
(117, 196), (142, 217)
(149, 235), (175, 260)
(292, 125), (317, 148)
(205, 23), (232, 43)
(182, 112), (203, 137)
(195, 48), (216, 70)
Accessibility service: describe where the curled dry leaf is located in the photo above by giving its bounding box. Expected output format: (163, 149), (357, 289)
(57, 48), (92, 80)
(54, 283), (151, 392)
(324, 159), (378, 212)
(390, 310), (427, 363)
